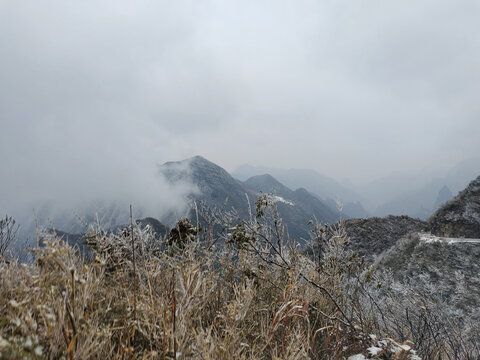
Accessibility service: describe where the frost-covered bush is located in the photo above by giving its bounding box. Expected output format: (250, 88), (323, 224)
(0, 215), (19, 262)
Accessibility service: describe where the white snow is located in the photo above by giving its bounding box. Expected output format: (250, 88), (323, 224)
(367, 346), (383, 356)
(34, 346), (43, 356)
(347, 355), (366, 360)
(266, 194), (294, 206)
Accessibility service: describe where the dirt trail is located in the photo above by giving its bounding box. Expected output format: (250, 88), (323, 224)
(418, 232), (480, 244)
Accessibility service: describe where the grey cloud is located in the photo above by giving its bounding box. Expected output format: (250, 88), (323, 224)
(1, 0), (480, 229)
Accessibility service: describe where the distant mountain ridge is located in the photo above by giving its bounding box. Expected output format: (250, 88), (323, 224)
(243, 174), (339, 233)
(161, 156), (340, 240)
(233, 164), (363, 203)
(234, 160), (480, 220)
(233, 164), (369, 218)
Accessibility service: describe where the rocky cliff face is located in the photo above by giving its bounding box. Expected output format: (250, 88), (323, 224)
(429, 175), (480, 238)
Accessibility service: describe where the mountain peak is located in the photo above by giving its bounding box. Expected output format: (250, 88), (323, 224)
(160, 155), (251, 217)
(243, 174), (290, 194)
(162, 155), (211, 167)
(189, 155), (210, 164)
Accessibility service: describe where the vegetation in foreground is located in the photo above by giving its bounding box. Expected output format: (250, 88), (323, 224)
(0, 197), (478, 359)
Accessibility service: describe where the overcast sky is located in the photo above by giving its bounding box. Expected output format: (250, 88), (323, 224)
(1, 0), (480, 217)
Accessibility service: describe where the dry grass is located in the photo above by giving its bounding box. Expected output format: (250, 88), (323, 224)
(0, 201), (434, 359)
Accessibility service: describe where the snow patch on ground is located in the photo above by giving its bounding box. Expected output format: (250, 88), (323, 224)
(367, 346), (382, 356)
(348, 355), (366, 360)
(266, 194), (294, 206)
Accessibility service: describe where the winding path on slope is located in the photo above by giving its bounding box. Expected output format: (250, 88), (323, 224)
(418, 232), (480, 244)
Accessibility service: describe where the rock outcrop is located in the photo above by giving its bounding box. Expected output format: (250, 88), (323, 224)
(429, 175), (480, 238)
(344, 215), (428, 262)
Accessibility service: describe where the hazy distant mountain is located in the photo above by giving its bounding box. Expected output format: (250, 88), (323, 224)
(233, 164), (370, 219)
(324, 198), (370, 219)
(373, 178), (460, 220)
(373, 183), (441, 220)
(429, 175), (480, 238)
(433, 185), (453, 210)
(342, 201), (370, 219)
(357, 158), (480, 218)
(233, 164), (363, 204)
